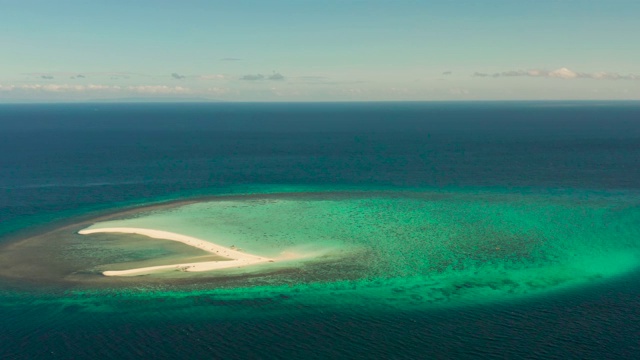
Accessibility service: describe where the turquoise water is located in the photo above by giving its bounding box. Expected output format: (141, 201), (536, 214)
(71, 187), (640, 308)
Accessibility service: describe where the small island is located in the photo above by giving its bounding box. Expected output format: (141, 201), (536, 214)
(1, 190), (638, 306)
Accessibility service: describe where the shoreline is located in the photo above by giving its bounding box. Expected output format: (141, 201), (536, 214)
(79, 227), (274, 276)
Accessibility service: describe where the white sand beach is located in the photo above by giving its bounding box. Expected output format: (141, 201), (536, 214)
(78, 227), (273, 276)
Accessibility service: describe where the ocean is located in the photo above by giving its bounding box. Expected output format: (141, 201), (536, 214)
(1, 101), (639, 359)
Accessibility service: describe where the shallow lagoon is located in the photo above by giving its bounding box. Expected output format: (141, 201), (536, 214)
(3, 187), (639, 311)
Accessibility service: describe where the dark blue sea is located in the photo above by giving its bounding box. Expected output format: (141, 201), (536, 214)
(1, 102), (640, 359)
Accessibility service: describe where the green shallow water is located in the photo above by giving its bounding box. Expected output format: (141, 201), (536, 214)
(75, 188), (640, 309)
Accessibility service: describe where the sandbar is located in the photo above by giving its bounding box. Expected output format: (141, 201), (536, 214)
(78, 227), (273, 276)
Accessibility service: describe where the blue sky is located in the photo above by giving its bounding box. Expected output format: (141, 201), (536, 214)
(1, 0), (639, 102)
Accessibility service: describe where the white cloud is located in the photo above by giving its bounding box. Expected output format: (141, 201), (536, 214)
(240, 72), (286, 81)
(86, 84), (119, 91)
(548, 67), (578, 79)
(4, 84), (94, 92)
(0, 83), (192, 94)
(474, 67), (639, 80)
(1, 84), (118, 92)
(268, 72), (285, 81)
(127, 85), (191, 94)
(206, 87), (231, 95)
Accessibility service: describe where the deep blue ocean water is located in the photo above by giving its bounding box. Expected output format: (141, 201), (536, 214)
(1, 102), (640, 359)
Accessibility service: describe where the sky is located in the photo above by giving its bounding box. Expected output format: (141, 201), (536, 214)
(1, 0), (639, 102)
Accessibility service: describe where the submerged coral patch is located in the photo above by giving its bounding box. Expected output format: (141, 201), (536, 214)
(2, 189), (640, 307)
